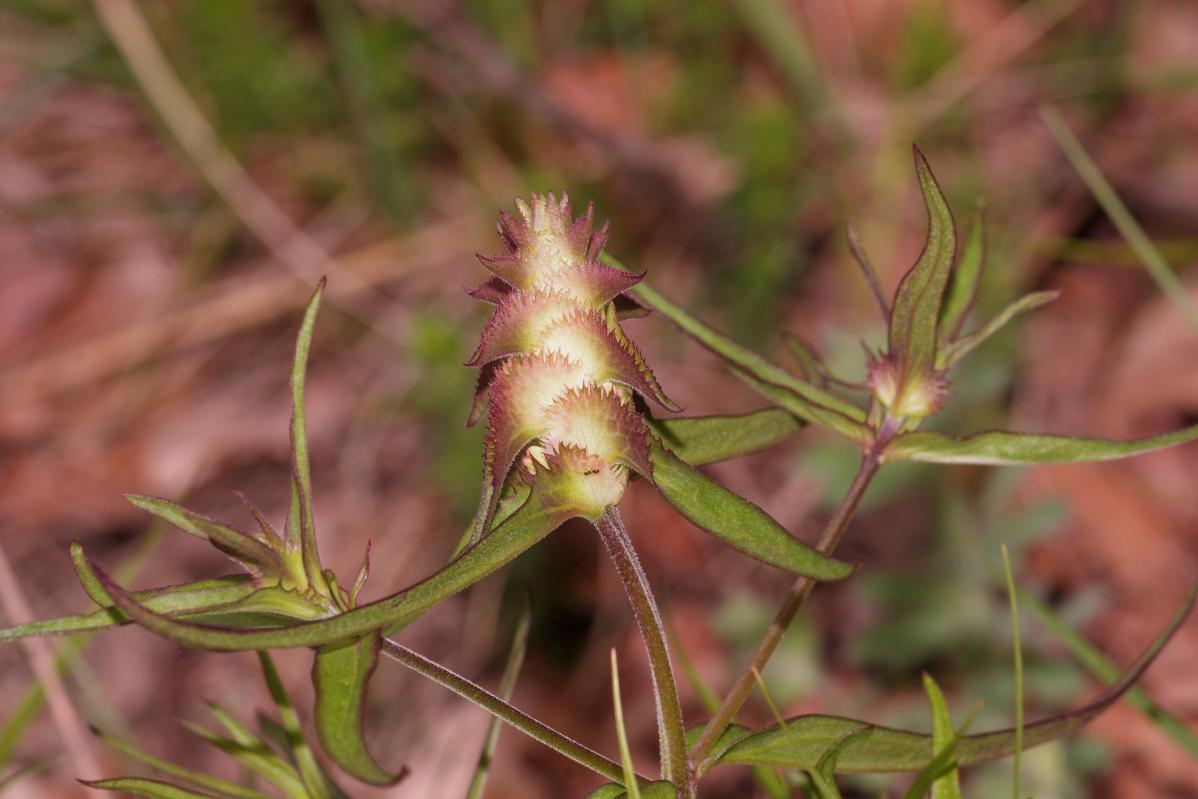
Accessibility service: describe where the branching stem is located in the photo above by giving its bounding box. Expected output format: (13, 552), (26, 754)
(596, 508), (693, 797)
(690, 450), (882, 770)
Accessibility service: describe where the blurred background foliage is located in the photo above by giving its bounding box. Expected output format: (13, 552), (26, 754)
(1, 1), (1197, 797)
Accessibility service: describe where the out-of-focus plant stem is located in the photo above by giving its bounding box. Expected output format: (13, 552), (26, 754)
(597, 508), (693, 797)
(691, 448), (883, 770)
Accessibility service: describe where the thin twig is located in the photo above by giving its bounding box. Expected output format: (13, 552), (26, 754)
(0, 538), (100, 779)
(596, 508), (692, 796)
(690, 451), (882, 770)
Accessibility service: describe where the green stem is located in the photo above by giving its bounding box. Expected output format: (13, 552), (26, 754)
(378, 638), (631, 784)
(690, 451), (882, 771)
(596, 508), (693, 797)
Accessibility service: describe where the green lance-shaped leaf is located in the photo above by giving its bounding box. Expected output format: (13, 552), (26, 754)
(288, 280), (329, 596)
(937, 290), (1060, 370)
(125, 494), (288, 577)
(75, 478), (580, 651)
(884, 424), (1198, 465)
(733, 370), (871, 445)
(888, 146), (957, 383)
(80, 777), (227, 799)
(649, 442), (853, 581)
(313, 631), (406, 785)
(92, 728), (273, 799)
(647, 409), (804, 466)
(603, 253), (868, 427)
(260, 652), (347, 799)
(808, 728), (873, 799)
(708, 581), (1195, 773)
(939, 202), (986, 342)
(0, 575), (258, 641)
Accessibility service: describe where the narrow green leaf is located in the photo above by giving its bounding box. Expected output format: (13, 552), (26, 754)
(649, 442), (853, 581)
(938, 291), (1059, 369)
(313, 631), (405, 785)
(809, 729), (872, 799)
(648, 409), (803, 466)
(940, 202), (986, 341)
(605, 253), (868, 426)
(712, 582), (1195, 772)
(76, 480), (577, 650)
(183, 719), (307, 798)
(80, 777), (224, 798)
(0, 573), (257, 641)
(125, 495), (287, 576)
(920, 675), (962, 799)
(1018, 587), (1198, 756)
(259, 652), (347, 799)
(287, 280), (328, 595)
(733, 369), (872, 445)
(466, 596), (532, 799)
(93, 728), (272, 799)
(884, 424), (1198, 465)
(888, 147), (957, 381)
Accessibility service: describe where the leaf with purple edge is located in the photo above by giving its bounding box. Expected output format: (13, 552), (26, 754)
(648, 441), (853, 581)
(75, 475), (582, 650)
(710, 582), (1196, 773)
(313, 631), (407, 786)
(883, 425), (1198, 465)
(886, 146), (957, 389)
(287, 280), (328, 597)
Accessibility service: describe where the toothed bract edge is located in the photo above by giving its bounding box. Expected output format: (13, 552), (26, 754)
(469, 193), (674, 526)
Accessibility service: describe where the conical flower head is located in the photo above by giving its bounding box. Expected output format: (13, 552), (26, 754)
(466, 193), (675, 534)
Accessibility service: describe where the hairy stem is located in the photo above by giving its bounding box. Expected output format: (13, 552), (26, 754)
(690, 451), (881, 769)
(596, 508), (693, 797)
(379, 638), (631, 784)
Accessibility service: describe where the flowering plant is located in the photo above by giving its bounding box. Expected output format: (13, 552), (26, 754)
(3, 149), (1195, 798)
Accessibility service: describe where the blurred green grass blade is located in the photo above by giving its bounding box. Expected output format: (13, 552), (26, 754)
(93, 728), (272, 799)
(314, 632), (405, 786)
(733, 0), (822, 104)
(712, 582), (1195, 772)
(1018, 587), (1198, 756)
(650, 442), (853, 581)
(939, 291), (1060, 369)
(609, 649), (643, 799)
(1040, 105), (1198, 337)
(80, 777), (225, 798)
(1001, 546), (1024, 799)
(466, 596), (532, 799)
(648, 409), (804, 466)
(884, 424), (1198, 465)
(258, 652), (346, 799)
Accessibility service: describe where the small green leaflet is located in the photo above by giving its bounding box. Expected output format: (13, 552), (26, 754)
(939, 202), (985, 342)
(313, 632), (405, 785)
(938, 291), (1059, 370)
(649, 442), (853, 581)
(885, 425), (1198, 465)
